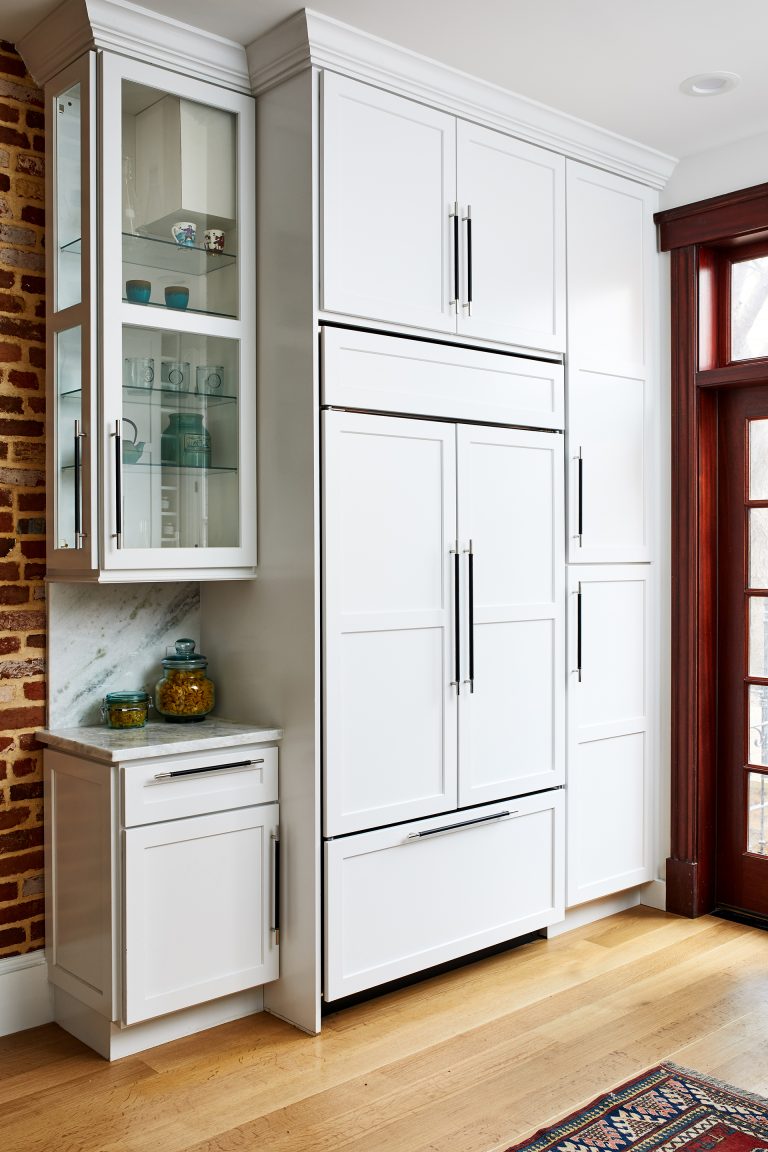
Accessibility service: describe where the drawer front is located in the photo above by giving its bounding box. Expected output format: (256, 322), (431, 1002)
(122, 745), (278, 827)
(321, 328), (565, 429)
(324, 791), (564, 1001)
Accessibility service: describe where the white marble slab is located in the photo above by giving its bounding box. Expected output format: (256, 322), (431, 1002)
(37, 718), (283, 763)
(47, 582), (200, 727)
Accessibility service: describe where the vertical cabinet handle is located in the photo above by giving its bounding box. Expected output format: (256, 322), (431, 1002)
(575, 448), (583, 546)
(463, 205), (473, 314)
(450, 543), (461, 694)
(112, 419), (122, 547)
(575, 583), (583, 683)
(450, 202), (460, 309)
(271, 832), (281, 945)
(463, 540), (474, 692)
(73, 419), (85, 549)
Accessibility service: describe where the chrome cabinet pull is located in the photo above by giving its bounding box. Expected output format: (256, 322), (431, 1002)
(449, 202), (460, 310)
(152, 757), (265, 782)
(112, 419), (122, 546)
(73, 419), (86, 548)
(575, 583), (583, 683)
(463, 204), (473, 314)
(450, 542), (461, 694)
(463, 540), (474, 692)
(271, 831), (281, 945)
(407, 809), (514, 839)
(574, 447), (583, 546)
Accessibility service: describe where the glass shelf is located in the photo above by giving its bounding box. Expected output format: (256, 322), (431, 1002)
(60, 384), (238, 408)
(121, 297), (237, 320)
(61, 461), (237, 473)
(60, 234), (236, 276)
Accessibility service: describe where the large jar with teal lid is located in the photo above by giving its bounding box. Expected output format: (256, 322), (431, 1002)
(161, 412), (211, 468)
(154, 638), (215, 722)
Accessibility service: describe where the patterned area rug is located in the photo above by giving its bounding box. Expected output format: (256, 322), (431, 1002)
(505, 1063), (768, 1152)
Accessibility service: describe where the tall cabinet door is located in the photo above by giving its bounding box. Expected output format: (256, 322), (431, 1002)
(457, 425), (564, 806)
(323, 412), (459, 836)
(566, 161), (657, 562)
(567, 566), (654, 906)
(456, 121), (565, 353)
(321, 72), (456, 334)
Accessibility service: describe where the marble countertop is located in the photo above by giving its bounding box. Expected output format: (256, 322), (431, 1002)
(37, 718), (283, 763)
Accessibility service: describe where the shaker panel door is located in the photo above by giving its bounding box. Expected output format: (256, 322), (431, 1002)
(457, 425), (564, 805)
(321, 72), (456, 334)
(323, 411), (458, 836)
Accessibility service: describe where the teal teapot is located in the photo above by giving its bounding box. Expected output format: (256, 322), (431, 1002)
(121, 417), (145, 464)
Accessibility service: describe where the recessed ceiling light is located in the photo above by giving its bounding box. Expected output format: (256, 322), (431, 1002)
(680, 71), (741, 97)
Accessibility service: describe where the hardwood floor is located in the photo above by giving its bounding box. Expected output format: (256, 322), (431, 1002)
(2, 908), (768, 1152)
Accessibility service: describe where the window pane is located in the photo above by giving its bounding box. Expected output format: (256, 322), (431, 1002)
(748, 684), (768, 766)
(750, 419), (768, 499)
(749, 508), (768, 587)
(747, 771), (768, 855)
(732, 257), (768, 361)
(749, 597), (768, 677)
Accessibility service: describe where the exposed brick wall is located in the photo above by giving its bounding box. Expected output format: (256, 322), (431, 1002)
(0, 42), (46, 959)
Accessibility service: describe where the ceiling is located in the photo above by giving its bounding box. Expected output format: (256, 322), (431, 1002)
(4, 0), (768, 161)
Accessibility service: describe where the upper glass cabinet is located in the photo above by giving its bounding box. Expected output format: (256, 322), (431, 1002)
(46, 50), (256, 580)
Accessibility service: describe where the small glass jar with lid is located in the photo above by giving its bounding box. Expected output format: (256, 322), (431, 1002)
(155, 638), (215, 722)
(103, 690), (151, 729)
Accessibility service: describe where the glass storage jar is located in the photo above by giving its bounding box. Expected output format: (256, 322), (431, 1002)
(155, 638), (215, 722)
(103, 690), (150, 729)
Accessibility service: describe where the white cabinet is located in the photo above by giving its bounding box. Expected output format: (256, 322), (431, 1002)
(325, 792), (564, 1001)
(565, 161), (657, 563)
(46, 50), (256, 581)
(321, 72), (565, 352)
(566, 567), (653, 906)
(323, 407), (564, 838)
(44, 737), (279, 1055)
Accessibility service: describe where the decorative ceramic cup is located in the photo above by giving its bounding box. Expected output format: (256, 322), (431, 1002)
(164, 285), (189, 310)
(195, 365), (225, 395)
(171, 221), (196, 247)
(203, 229), (225, 254)
(160, 360), (190, 391)
(125, 279), (151, 304)
(123, 356), (154, 389)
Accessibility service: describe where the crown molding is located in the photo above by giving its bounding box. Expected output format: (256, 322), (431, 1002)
(18, 0), (250, 93)
(247, 8), (676, 189)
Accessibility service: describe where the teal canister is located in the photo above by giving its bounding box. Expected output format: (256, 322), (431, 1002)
(161, 412), (211, 468)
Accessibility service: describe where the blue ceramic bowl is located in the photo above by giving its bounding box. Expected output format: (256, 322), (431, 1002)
(164, 285), (189, 310)
(126, 279), (151, 304)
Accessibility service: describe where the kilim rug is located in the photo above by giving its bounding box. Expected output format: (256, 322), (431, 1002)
(504, 1062), (768, 1152)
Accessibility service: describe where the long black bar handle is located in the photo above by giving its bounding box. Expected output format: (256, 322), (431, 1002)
(450, 543), (461, 695)
(112, 419), (122, 547)
(576, 583), (583, 683)
(464, 205), (473, 314)
(450, 202), (460, 309)
(464, 540), (474, 692)
(407, 809), (514, 840)
(576, 447), (584, 546)
(153, 758), (265, 781)
(73, 419), (83, 548)
(271, 832), (281, 945)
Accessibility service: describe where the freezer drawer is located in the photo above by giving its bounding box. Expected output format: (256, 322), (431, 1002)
(324, 791), (564, 1001)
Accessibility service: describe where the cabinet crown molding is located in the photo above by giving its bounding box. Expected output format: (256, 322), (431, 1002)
(246, 8), (676, 190)
(17, 0), (251, 93)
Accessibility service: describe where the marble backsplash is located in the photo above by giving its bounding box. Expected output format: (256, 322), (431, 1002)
(47, 582), (200, 727)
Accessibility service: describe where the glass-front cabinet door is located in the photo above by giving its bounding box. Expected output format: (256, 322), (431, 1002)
(47, 54), (97, 574)
(47, 50), (255, 579)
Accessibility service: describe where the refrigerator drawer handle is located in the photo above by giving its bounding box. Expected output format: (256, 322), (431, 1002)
(407, 809), (514, 839)
(153, 758), (265, 781)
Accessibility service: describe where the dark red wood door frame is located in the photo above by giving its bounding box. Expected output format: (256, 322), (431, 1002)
(657, 182), (768, 916)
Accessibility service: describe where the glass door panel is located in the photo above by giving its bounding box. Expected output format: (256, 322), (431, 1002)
(55, 326), (83, 550)
(121, 326), (240, 551)
(121, 80), (238, 320)
(56, 82), (82, 311)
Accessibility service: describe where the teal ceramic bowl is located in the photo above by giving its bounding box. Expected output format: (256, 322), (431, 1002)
(164, 285), (189, 310)
(126, 279), (151, 304)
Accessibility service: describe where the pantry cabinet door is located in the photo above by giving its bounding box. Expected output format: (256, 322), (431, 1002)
(456, 121), (565, 352)
(123, 804), (279, 1025)
(323, 411), (458, 836)
(457, 425), (564, 805)
(321, 72), (456, 334)
(567, 566), (653, 906)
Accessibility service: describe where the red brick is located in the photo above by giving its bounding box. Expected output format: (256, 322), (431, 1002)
(0, 636), (19, 653)
(0, 897), (43, 925)
(0, 826), (43, 854)
(27, 397), (45, 414)
(25, 110), (43, 130)
(29, 920), (44, 945)
(20, 206), (44, 230)
(12, 757), (38, 776)
(0, 736), (10, 752)
(0, 562), (19, 580)
(0, 173), (8, 192)
(0, 53), (29, 80)
(0, 512), (11, 531)
(0, 396), (22, 414)
(0, 926), (25, 948)
(0, 610), (44, 631)
(27, 345), (44, 368)
(22, 681), (45, 701)
(10, 781), (42, 801)
(24, 563), (45, 580)
(0, 586), (28, 604)
(0, 340), (21, 361)
(0, 881), (16, 901)
(15, 154), (43, 179)
(0, 807), (30, 831)
(0, 419), (43, 437)
(0, 269), (12, 288)
(20, 541), (44, 559)
(0, 706), (44, 730)
(0, 103), (19, 124)
(0, 491), (9, 507)
(0, 540), (14, 557)
(25, 634), (44, 649)
(0, 125), (29, 148)
(32, 136), (44, 153)
(0, 658), (44, 679)
(0, 292), (23, 314)
(0, 848), (42, 878)
(18, 493), (44, 511)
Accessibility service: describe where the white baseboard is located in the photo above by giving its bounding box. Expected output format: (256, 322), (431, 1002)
(545, 889), (642, 937)
(639, 877), (667, 910)
(0, 950), (54, 1037)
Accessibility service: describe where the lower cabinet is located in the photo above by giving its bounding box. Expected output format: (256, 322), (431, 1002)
(45, 740), (280, 1050)
(566, 565), (653, 906)
(324, 791), (564, 1001)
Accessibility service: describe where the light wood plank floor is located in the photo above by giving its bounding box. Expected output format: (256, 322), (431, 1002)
(2, 908), (768, 1152)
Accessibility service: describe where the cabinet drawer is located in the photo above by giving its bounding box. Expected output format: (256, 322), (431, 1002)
(321, 328), (564, 429)
(122, 745), (278, 827)
(324, 792), (564, 1001)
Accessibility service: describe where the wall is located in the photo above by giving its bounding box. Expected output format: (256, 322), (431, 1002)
(0, 41), (46, 959)
(661, 130), (768, 212)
